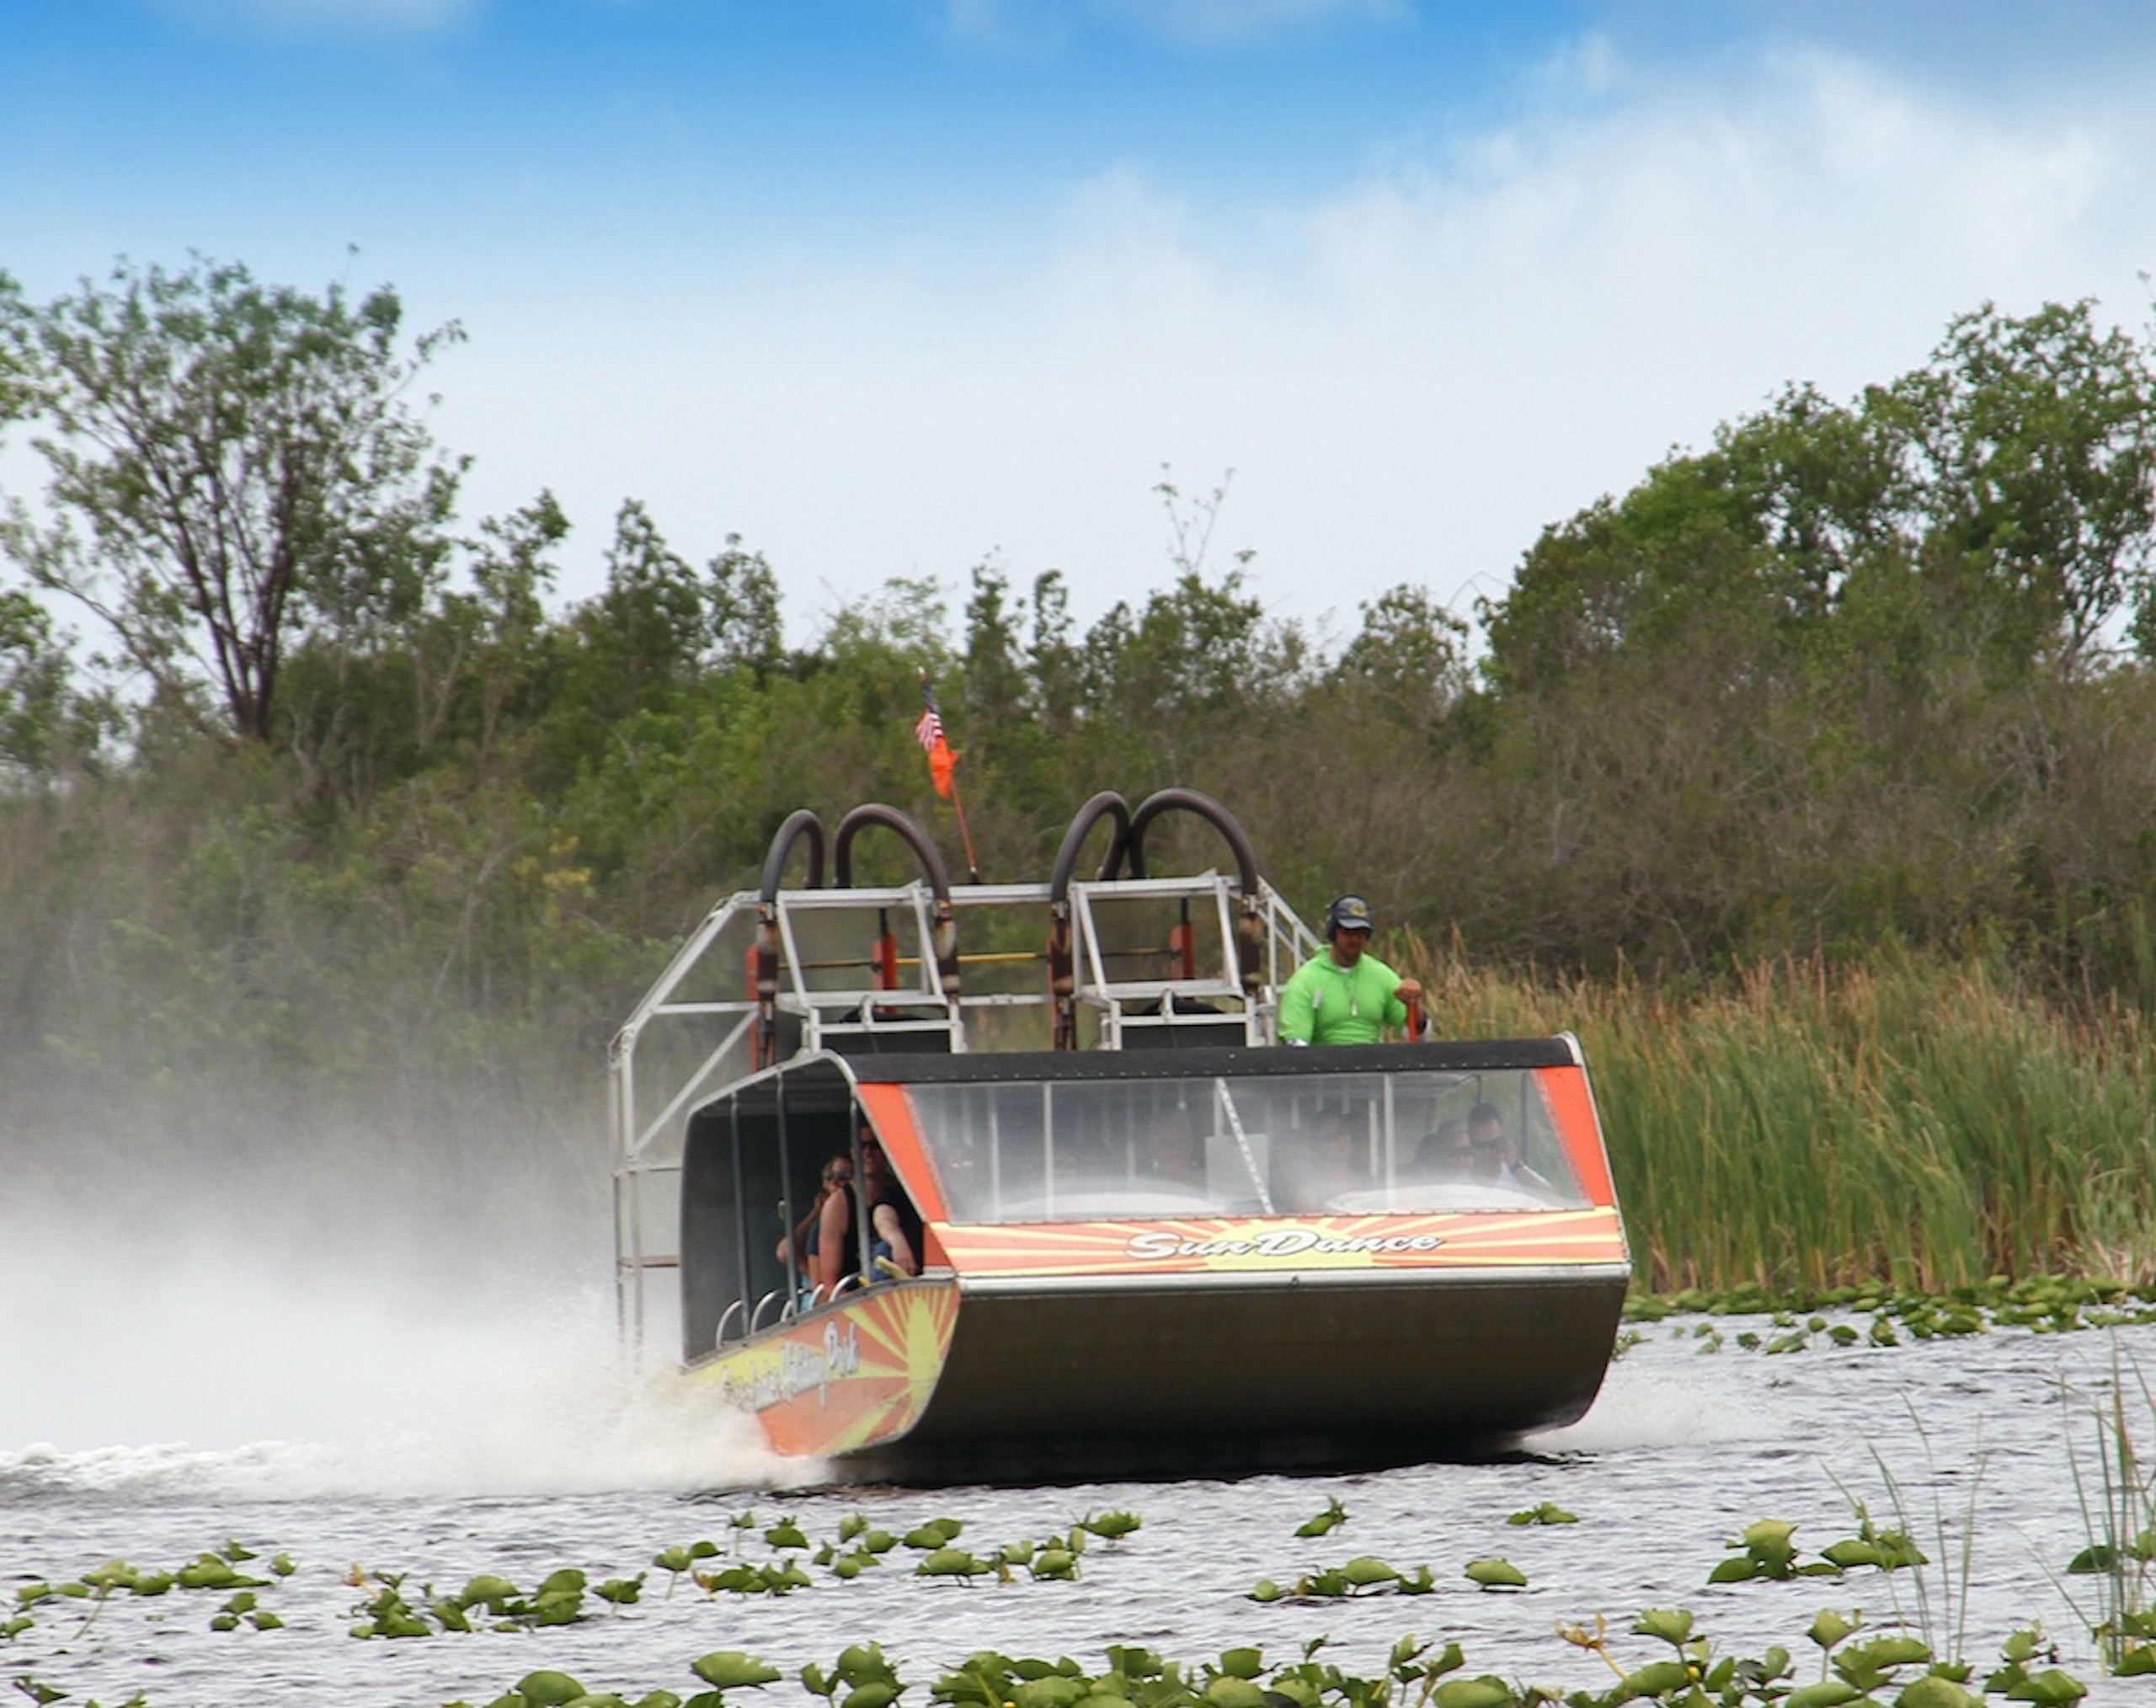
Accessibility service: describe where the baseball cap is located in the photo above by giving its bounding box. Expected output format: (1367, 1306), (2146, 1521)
(1326, 895), (1374, 935)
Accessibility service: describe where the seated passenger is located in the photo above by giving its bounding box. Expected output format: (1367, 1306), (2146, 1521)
(1414, 1118), (1472, 1177)
(1144, 1110), (1207, 1188)
(1465, 1102), (1555, 1195)
(777, 1153), (852, 1272)
(1276, 1111), (1370, 1211)
(814, 1134), (924, 1289)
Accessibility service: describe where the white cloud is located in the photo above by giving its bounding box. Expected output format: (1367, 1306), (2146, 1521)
(425, 42), (2156, 644)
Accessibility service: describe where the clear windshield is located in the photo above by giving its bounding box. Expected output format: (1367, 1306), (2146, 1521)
(904, 1068), (1589, 1223)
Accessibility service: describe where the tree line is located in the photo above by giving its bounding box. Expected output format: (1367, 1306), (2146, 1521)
(5, 256), (2156, 1129)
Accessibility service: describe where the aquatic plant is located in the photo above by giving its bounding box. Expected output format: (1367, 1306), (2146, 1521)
(436, 1620), (2095, 1708)
(432, 1646), (784, 1706)
(344, 1564), (606, 1636)
(695, 1652), (785, 1689)
(1820, 1418), (1986, 1670)
(763, 1517), (811, 1551)
(694, 1560), (813, 1597)
(1294, 1497), (1348, 1538)
(1706, 1519), (1815, 1583)
(641, 1518), (761, 1580)
(915, 1546), (995, 1581)
(1247, 1557), (1438, 1600)
(1985, 1626), (2086, 1705)
(803, 1641), (906, 1708)
(1707, 1510), (1935, 1592)
(2057, 1345), (2156, 1673)
(6, 1539), (291, 1653)
(1553, 1604), (2059, 1708)
(1628, 1276), (2156, 1354)
(642, 1507), (1130, 1596)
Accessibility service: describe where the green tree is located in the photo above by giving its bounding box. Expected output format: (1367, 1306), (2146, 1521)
(0, 254), (465, 743)
(1025, 568), (1083, 735)
(1886, 300), (2156, 671)
(449, 489), (571, 758)
(1331, 582), (1471, 729)
(707, 533), (784, 677)
(0, 590), (108, 782)
(589, 498), (708, 691)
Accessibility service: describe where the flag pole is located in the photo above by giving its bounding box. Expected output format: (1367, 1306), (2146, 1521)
(949, 770), (982, 886)
(918, 671), (983, 883)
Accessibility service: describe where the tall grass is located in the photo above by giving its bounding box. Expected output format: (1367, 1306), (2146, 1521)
(1399, 937), (2156, 1293)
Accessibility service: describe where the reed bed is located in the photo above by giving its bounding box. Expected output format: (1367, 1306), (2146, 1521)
(1398, 939), (2156, 1294)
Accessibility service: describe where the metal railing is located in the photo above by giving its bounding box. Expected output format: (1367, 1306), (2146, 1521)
(611, 868), (1319, 1355)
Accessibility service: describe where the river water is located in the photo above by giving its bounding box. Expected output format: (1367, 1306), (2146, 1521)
(6, 1281), (2152, 1708)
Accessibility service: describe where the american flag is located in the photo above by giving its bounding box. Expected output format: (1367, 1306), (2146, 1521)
(915, 676), (957, 799)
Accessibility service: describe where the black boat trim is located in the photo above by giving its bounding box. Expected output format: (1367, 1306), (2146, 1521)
(841, 1037), (1582, 1084)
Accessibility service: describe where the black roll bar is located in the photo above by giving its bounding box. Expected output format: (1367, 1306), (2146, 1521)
(755, 810), (825, 1068)
(1046, 792), (1133, 1050)
(1049, 790), (1134, 896)
(1124, 787), (1266, 1008)
(1124, 787), (1260, 891)
(759, 809), (827, 902)
(832, 803), (961, 1003)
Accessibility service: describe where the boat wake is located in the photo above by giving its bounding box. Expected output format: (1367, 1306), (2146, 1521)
(0, 1218), (792, 1502)
(1529, 1331), (1768, 1454)
(0, 1365), (791, 1504)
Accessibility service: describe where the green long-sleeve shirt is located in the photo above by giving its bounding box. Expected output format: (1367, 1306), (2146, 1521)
(1278, 950), (1410, 1044)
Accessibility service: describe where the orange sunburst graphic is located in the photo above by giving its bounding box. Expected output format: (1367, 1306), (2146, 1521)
(696, 1283), (961, 1457)
(932, 1209), (1627, 1278)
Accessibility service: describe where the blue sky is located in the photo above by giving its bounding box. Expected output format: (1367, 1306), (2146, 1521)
(7, 1), (2156, 643)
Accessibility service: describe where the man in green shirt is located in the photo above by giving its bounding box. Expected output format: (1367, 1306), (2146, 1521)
(1278, 895), (1424, 1044)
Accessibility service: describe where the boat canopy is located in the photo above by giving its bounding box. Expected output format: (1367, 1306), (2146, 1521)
(894, 1059), (1592, 1222)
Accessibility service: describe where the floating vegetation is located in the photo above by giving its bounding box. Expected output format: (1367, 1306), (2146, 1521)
(439, 1621), (2099, 1708)
(2, 1503), (1147, 1691)
(1625, 1274), (2156, 1353)
(1707, 1520), (1811, 1584)
(1294, 1497), (1348, 1539)
(1707, 1515), (1928, 1586)
(1555, 1607), (2088, 1708)
(694, 1560), (814, 1598)
(1247, 1557), (1438, 1602)
(0, 1517), (2116, 1708)
(642, 1507), (1139, 1598)
(1463, 1558), (1528, 1590)
(344, 1564), (643, 1637)
(5, 1540), (287, 1649)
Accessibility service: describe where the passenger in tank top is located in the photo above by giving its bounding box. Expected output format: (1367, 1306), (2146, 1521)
(814, 1133), (922, 1289)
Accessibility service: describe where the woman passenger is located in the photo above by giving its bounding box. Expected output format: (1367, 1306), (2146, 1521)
(814, 1134), (923, 1290)
(777, 1154), (852, 1274)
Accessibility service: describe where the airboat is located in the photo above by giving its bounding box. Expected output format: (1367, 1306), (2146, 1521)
(611, 789), (1630, 1478)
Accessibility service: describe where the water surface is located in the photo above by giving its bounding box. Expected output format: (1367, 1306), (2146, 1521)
(4, 1311), (2143, 1707)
